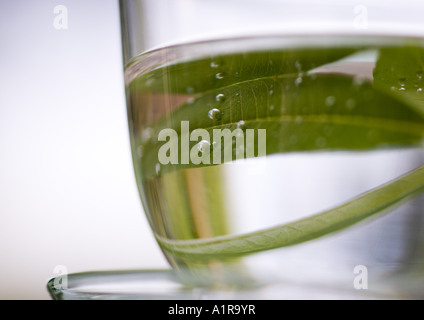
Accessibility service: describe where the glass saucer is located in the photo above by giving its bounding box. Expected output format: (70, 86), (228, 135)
(46, 269), (404, 300)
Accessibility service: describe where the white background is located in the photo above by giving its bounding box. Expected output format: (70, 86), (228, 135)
(0, 0), (168, 300)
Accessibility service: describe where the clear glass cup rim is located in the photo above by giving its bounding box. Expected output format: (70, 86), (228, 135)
(123, 33), (424, 85)
(120, 0), (424, 62)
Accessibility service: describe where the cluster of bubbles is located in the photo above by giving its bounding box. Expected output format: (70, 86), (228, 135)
(390, 71), (424, 94)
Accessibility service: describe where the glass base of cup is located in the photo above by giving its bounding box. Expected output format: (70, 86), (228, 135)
(46, 269), (422, 300)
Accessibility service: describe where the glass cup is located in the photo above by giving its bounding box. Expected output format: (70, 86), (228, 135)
(119, 0), (424, 298)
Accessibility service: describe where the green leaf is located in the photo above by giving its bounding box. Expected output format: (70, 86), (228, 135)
(156, 164), (424, 261)
(130, 47), (358, 94)
(374, 46), (424, 114)
(131, 45), (424, 262)
(138, 73), (424, 177)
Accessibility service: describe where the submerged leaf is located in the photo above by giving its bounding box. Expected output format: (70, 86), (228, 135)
(129, 47), (358, 94)
(129, 43), (424, 262)
(374, 46), (424, 114)
(156, 164), (424, 260)
(138, 73), (424, 177)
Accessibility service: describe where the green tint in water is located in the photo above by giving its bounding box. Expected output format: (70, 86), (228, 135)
(125, 36), (424, 292)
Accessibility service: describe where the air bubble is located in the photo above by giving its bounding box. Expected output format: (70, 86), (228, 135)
(294, 76), (303, 86)
(390, 86), (397, 91)
(215, 93), (225, 102)
(346, 98), (356, 110)
(196, 140), (211, 154)
(269, 105), (275, 111)
(353, 78), (365, 87)
(187, 97), (195, 104)
(236, 120), (245, 129)
(295, 60), (302, 72)
(155, 163), (161, 175)
(215, 73), (224, 79)
(141, 127), (153, 142)
(417, 70), (423, 80)
(315, 137), (327, 148)
(418, 88), (423, 93)
(208, 108), (222, 120)
(210, 61), (220, 68)
(325, 96), (336, 107)
(144, 78), (154, 87)
(399, 87), (406, 91)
